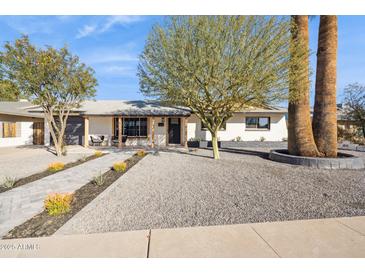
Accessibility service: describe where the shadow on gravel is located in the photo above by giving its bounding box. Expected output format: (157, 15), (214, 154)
(158, 147), (271, 160)
(219, 147), (270, 159)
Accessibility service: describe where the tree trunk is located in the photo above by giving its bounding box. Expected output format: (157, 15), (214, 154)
(288, 15), (320, 157)
(312, 16), (338, 157)
(211, 131), (220, 160)
(44, 113), (64, 157)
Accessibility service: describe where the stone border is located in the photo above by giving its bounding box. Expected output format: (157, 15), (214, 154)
(338, 143), (365, 152)
(269, 149), (364, 170)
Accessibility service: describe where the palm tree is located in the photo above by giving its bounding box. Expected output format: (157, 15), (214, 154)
(312, 16), (338, 157)
(288, 15), (320, 156)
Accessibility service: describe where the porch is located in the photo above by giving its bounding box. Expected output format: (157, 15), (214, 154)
(83, 115), (188, 149)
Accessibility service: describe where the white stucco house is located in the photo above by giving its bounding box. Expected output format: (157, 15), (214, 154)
(0, 100), (288, 148)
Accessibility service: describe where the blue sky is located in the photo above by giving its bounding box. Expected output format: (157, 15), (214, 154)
(0, 15), (364, 105)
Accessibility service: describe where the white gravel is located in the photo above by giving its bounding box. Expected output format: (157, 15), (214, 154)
(57, 148), (365, 235)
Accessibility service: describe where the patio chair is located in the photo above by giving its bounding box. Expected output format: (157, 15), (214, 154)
(90, 135), (104, 146)
(112, 135), (128, 146)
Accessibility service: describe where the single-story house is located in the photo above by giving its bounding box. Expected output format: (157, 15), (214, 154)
(0, 100), (288, 148)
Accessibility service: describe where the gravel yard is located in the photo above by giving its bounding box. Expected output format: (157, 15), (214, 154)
(57, 148), (365, 235)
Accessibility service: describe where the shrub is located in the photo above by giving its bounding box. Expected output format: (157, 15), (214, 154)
(113, 161), (127, 172)
(234, 136), (242, 142)
(136, 149), (146, 157)
(93, 171), (105, 186)
(44, 193), (73, 216)
(94, 150), (103, 157)
(48, 162), (65, 172)
(259, 136), (265, 142)
(2, 176), (17, 189)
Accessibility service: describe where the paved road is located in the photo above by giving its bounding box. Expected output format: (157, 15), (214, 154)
(1, 216), (364, 257)
(0, 151), (130, 237)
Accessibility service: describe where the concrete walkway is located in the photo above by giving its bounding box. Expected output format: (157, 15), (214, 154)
(0, 216), (364, 258)
(0, 145), (96, 180)
(0, 151), (130, 237)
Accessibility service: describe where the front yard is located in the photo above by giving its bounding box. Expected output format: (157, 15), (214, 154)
(56, 147), (365, 235)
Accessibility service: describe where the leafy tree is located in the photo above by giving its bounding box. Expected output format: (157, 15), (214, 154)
(343, 83), (365, 138)
(0, 75), (20, 101)
(138, 16), (293, 159)
(0, 36), (97, 156)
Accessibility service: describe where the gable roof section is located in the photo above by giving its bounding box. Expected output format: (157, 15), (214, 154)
(0, 101), (44, 118)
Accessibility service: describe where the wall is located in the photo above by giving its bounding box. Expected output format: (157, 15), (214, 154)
(187, 113), (288, 142)
(0, 121), (34, 147)
(89, 116), (113, 146)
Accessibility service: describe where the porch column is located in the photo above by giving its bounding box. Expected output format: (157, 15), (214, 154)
(183, 117), (188, 148)
(84, 116), (89, 148)
(151, 117), (155, 148)
(118, 117), (122, 148)
(165, 117), (169, 146)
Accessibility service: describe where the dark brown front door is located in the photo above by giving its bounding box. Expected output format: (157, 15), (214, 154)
(33, 122), (44, 145)
(168, 118), (181, 144)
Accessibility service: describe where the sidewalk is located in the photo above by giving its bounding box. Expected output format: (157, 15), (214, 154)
(1, 216), (364, 258)
(0, 152), (130, 237)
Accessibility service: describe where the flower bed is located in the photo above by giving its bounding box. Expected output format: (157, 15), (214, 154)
(0, 153), (106, 194)
(2, 152), (146, 239)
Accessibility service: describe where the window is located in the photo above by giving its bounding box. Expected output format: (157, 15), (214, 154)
(114, 117), (148, 137)
(245, 117), (270, 129)
(1, 122), (17, 138)
(201, 120), (226, 131)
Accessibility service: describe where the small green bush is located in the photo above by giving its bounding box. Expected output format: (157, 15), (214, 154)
(48, 162), (65, 172)
(44, 193), (73, 216)
(93, 171), (105, 186)
(259, 136), (265, 142)
(2, 176), (17, 189)
(113, 161), (127, 172)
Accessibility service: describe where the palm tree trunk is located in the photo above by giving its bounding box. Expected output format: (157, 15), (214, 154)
(312, 16), (338, 157)
(288, 15), (320, 157)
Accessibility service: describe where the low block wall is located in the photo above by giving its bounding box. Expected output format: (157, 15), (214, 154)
(269, 149), (364, 170)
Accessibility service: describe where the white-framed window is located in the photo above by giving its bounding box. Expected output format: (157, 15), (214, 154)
(245, 117), (270, 130)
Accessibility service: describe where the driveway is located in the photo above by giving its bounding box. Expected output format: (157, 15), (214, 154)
(57, 148), (365, 235)
(0, 145), (96, 181)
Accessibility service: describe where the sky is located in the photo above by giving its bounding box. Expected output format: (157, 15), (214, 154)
(0, 15), (364, 105)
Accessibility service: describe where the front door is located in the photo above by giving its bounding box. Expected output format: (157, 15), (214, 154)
(33, 122), (44, 145)
(168, 118), (181, 144)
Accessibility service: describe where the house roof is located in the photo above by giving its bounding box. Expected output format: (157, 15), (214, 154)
(0, 101), (44, 118)
(0, 99), (288, 118)
(75, 100), (192, 117)
(235, 106), (288, 114)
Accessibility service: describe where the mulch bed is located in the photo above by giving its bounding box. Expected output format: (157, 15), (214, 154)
(0, 154), (106, 194)
(2, 153), (146, 239)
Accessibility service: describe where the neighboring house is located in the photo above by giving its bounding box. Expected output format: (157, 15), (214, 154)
(336, 103), (358, 131)
(0, 101), (44, 147)
(0, 100), (288, 148)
